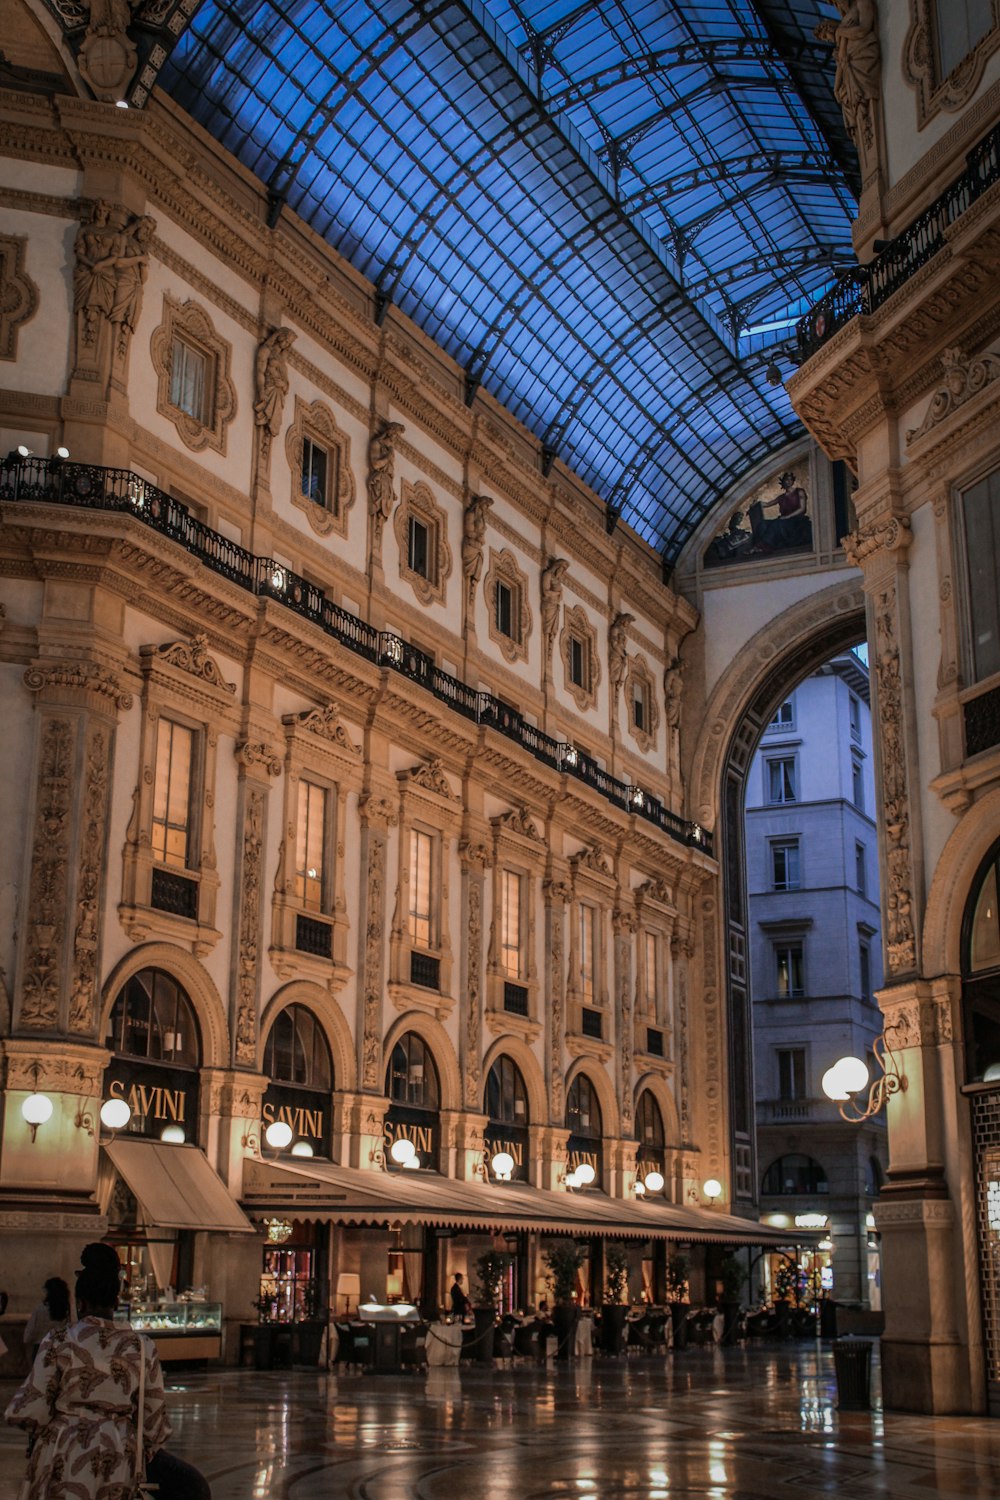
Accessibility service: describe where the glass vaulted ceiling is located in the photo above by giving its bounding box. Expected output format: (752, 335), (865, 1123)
(161, 0), (856, 564)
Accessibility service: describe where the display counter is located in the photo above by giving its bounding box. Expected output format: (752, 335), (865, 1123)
(120, 1302), (223, 1362)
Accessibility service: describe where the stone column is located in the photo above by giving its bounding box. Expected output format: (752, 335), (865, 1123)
(356, 792), (397, 1091)
(543, 877), (571, 1125)
(613, 904), (636, 1142)
(230, 739), (282, 1069)
(459, 838), (488, 1112)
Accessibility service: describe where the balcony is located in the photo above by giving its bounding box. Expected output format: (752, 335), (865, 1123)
(150, 867), (198, 920)
(797, 119), (1000, 362)
(1, 454), (710, 857)
(758, 1098), (816, 1124)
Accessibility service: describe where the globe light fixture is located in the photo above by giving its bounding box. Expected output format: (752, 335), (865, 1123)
(22, 1092), (53, 1142)
(389, 1137), (416, 1166)
(160, 1123), (186, 1144)
(490, 1150), (515, 1182)
(402, 1156), (420, 1170)
(264, 1119), (294, 1150)
(643, 1170), (665, 1194)
(703, 1178), (722, 1204)
(634, 1178), (646, 1196)
(574, 1161), (596, 1186)
(100, 1097), (132, 1132)
(291, 1139), (314, 1157)
(564, 1168), (581, 1189)
(822, 1024), (906, 1122)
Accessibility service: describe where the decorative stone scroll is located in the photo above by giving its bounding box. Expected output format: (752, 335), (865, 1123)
(24, 660), (133, 713)
(842, 515), (911, 568)
(906, 346), (1000, 443)
(235, 741), (282, 778)
(152, 635), (236, 694)
(285, 703), (361, 756)
(572, 845), (611, 877)
(404, 757), (458, 800)
(493, 806), (543, 842)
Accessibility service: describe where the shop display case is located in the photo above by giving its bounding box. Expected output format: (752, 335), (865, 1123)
(120, 1301), (223, 1361)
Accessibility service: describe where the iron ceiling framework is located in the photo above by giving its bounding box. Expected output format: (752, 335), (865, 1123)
(152, 0), (856, 565)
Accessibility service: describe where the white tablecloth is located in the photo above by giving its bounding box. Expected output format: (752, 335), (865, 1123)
(425, 1320), (463, 1367)
(575, 1315), (594, 1356)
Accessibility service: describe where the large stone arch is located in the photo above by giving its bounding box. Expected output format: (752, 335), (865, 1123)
(100, 943), (230, 1068)
(633, 1071), (682, 1147)
(382, 1010), (462, 1113)
(481, 1035), (547, 1127)
(565, 1056), (620, 1140)
(687, 580), (867, 1207)
(923, 784), (1000, 977)
(258, 981), (357, 1094)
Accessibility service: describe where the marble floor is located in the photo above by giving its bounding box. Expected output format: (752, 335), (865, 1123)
(3, 1345), (1000, 1498)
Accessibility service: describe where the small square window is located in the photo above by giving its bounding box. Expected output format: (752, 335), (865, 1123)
(408, 515), (430, 579)
(170, 337), (208, 423)
(769, 700), (794, 731)
(766, 757), (797, 803)
(301, 437), (329, 509)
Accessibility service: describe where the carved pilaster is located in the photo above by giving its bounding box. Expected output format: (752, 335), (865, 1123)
(699, 895), (723, 1171)
(358, 793), (397, 1090)
(613, 906), (636, 1134)
(873, 585), (918, 976)
(68, 722), (112, 1035)
(460, 840), (487, 1111)
(233, 784), (266, 1067)
(544, 878), (571, 1122)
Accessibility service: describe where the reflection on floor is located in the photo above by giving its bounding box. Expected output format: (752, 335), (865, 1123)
(3, 1344), (1000, 1497)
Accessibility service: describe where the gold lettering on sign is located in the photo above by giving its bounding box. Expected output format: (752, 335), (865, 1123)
(262, 1101), (324, 1139)
(384, 1121), (434, 1155)
(109, 1076), (186, 1124)
(488, 1139), (524, 1166)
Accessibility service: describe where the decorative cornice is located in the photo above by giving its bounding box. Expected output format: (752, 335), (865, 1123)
(23, 659), (132, 711)
(492, 806), (543, 842)
(283, 703), (361, 756)
(906, 345), (1000, 442)
(235, 741), (282, 777)
(400, 756), (459, 801)
(842, 515), (911, 568)
(146, 633), (236, 694)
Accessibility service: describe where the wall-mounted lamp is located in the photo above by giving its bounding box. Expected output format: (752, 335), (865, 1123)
(703, 1177), (722, 1205)
(264, 1120), (293, 1150)
(21, 1090), (53, 1143)
(821, 1022), (906, 1123)
(160, 1124), (186, 1144)
(563, 1161), (595, 1190)
(290, 1138), (314, 1158)
(100, 1097), (132, 1132)
(490, 1150), (514, 1183)
(642, 1169), (665, 1194)
(389, 1137), (416, 1168)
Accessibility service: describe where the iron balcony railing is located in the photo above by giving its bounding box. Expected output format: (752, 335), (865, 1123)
(1, 453), (710, 855)
(797, 119), (1000, 361)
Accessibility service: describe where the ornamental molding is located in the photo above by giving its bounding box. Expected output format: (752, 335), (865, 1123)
(842, 515), (911, 568)
(284, 393), (355, 537)
(400, 757), (459, 801)
(458, 839), (490, 870)
(359, 792), (399, 828)
(903, 2), (1000, 126)
(571, 844), (612, 878)
(235, 786), (265, 1066)
(492, 806), (543, 843)
(150, 293), (238, 455)
(906, 346), (1000, 443)
(235, 741), (283, 777)
(638, 877), (673, 908)
(283, 703), (361, 757)
(18, 716), (73, 1030)
(145, 634), (236, 694)
(23, 658), (133, 712)
(875, 588), (918, 975)
(0, 232), (39, 361)
(873, 1197), (955, 1226)
(484, 546), (532, 663)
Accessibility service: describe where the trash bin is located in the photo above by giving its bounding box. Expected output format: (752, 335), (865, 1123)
(832, 1337), (873, 1410)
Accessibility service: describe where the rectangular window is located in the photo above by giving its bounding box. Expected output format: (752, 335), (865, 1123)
(860, 941), (872, 1002)
(766, 757), (797, 803)
(579, 904), (596, 1000)
(501, 869), (523, 979)
(852, 756), (865, 810)
(769, 700), (794, 731)
(301, 437), (329, 508)
(408, 515), (430, 579)
(644, 931), (659, 1009)
(569, 634), (588, 689)
(294, 780), (329, 912)
(778, 1048), (806, 1101)
(169, 337), (207, 423)
(408, 828), (434, 948)
(936, 0), (994, 78)
(770, 838), (801, 891)
(849, 694), (861, 742)
(961, 470), (1000, 685)
(495, 580), (514, 639)
(775, 942), (804, 998)
(151, 718), (194, 869)
(855, 841), (867, 895)
(632, 681), (649, 733)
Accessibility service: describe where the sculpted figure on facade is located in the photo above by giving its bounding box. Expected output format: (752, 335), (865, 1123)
(367, 420), (405, 558)
(254, 327), (296, 469)
(461, 494), (492, 607)
(540, 557), (569, 673)
(816, 0), (880, 152)
(73, 202), (155, 360)
(78, 0), (139, 105)
(608, 611), (634, 692)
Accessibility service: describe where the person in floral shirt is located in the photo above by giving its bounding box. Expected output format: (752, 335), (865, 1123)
(6, 1243), (173, 1499)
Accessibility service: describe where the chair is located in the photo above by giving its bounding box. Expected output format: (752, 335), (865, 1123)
(400, 1322), (428, 1370)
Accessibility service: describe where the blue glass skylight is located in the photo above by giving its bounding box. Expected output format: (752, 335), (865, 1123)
(160, 0), (856, 562)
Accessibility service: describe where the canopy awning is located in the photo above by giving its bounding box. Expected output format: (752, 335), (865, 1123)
(105, 1138), (255, 1234)
(241, 1157), (799, 1246)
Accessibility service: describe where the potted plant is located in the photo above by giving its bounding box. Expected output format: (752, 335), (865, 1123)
(773, 1256), (798, 1340)
(473, 1250), (510, 1363)
(666, 1251), (690, 1351)
(718, 1253), (746, 1346)
(542, 1240), (586, 1360)
(601, 1244), (629, 1355)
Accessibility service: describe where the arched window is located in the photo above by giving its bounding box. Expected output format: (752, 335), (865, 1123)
(107, 969), (200, 1067)
(962, 840), (1000, 1082)
(761, 1154), (829, 1195)
(566, 1073), (601, 1139)
(635, 1090), (664, 1150)
(485, 1056), (528, 1124)
(866, 1155), (884, 1197)
(387, 1033), (440, 1110)
(263, 1004), (332, 1090)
